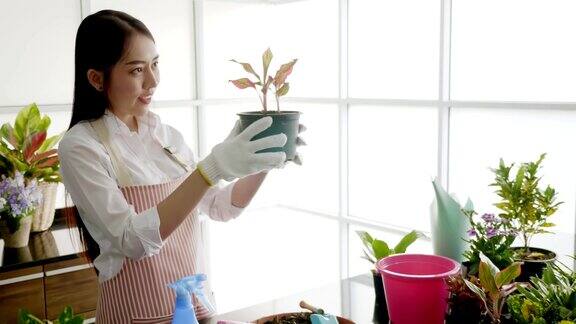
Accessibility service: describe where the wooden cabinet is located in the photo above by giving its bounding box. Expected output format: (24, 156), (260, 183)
(44, 258), (99, 320)
(0, 267), (45, 324)
(0, 258), (98, 324)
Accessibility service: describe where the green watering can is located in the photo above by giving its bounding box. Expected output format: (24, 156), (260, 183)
(430, 178), (472, 263)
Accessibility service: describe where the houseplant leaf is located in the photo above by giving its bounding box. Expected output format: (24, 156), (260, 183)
(464, 279), (489, 310)
(394, 230), (423, 254)
(22, 131), (46, 162)
(1, 124), (19, 148)
(30, 149), (57, 164)
(276, 83), (290, 97)
(37, 133), (63, 154)
(372, 239), (391, 260)
(480, 252), (500, 279)
(230, 59), (261, 81)
(495, 262), (521, 288)
(230, 78), (256, 89)
(18, 309), (44, 324)
(479, 261), (499, 295)
(273, 59), (297, 87)
(262, 48), (273, 80)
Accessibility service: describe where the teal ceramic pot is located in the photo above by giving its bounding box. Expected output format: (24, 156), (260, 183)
(237, 111), (301, 161)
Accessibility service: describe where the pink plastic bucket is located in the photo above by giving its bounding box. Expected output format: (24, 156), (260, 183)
(376, 254), (460, 324)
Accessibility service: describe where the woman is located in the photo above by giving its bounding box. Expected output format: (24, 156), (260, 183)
(58, 10), (304, 323)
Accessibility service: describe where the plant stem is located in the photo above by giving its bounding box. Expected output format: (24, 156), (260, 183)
(275, 93), (280, 111)
(254, 87), (265, 112)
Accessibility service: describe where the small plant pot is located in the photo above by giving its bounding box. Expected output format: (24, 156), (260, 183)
(237, 111), (301, 161)
(0, 216), (32, 248)
(31, 182), (58, 232)
(371, 269), (389, 323)
(255, 312), (354, 324)
(511, 246), (556, 282)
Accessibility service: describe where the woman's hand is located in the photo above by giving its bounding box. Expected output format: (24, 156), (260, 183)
(291, 124), (307, 166)
(197, 117), (286, 185)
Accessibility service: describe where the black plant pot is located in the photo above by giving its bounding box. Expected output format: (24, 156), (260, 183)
(237, 111), (301, 161)
(371, 270), (389, 324)
(511, 247), (556, 282)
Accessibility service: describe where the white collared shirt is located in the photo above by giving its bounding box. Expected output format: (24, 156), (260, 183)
(58, 109), (243, 282)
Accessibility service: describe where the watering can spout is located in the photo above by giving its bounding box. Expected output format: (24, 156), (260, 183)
(430, 178), (472, 263)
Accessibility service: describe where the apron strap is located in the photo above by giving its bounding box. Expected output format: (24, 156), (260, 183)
(90, 118), (134, 187)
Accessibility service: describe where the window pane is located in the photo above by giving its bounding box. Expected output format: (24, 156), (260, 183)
(349, 106), (438, 231)
(202, 103), (339, 216)
(348, 225), (432, 277)
(210, 208), (339, 313)
(451, 0), (576, 101)
(349, 0), (441, 99)
(92, 0), (195, 100)
(0, 1), (80, 105)
(450, 108), (576, 267)
(203, 0), (338, 98)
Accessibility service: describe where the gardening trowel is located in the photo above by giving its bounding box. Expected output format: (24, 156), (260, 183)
(299, 300), (338, 324)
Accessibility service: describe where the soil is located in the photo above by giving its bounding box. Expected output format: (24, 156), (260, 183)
(262, 312), (311, 324)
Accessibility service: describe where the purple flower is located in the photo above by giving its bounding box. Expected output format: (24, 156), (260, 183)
(467, 228), (478, 237)
(481, 213), (496, 223)
(0, 172), (41, 219)
(486, 226), (498, 239)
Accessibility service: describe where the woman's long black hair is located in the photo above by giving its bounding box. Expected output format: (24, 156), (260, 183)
(66, 10), (155, 264)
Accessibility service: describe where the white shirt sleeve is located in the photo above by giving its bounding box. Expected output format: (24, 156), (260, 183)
(58, 131), (163, 260)
(164, 125), (245, 222)
(198, 182), (244, 222)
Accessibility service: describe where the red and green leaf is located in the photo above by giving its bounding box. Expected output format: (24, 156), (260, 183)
(36, 155), (59, 169)
(37, 133), (62, 153)
(230, 60), (261, 81)
(30, 149), (57, 164)
(229, 78), (256, 89)
(273, 59), (297, 87)
(23, 131), (46, 162)
(276, 83), (290, 97)
(262, 48), (273, 80)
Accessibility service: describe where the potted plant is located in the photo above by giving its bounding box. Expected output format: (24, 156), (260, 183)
(0, 171), (42, 247)
(19, 305), (84, 323)
(229, 48), (300, 161)
(491, 153), (562, 281)
(356, 230), (424, 323)
(446, 274), (488, 324)
(454, 252), (526, 324)
(0, 103), (62, 232)
(462, 209), (517, 276)
(507, 260), (576, 323)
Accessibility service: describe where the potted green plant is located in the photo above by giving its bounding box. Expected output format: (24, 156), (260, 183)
(462, 209), (517, 276)
(446, 274), (488, 324)
(491, 153), (562, 281)
(0, 103), (62, 232)
(507, 260), (576, 324)
(0, 171), (42, 247)
(19, 305), (84, 323)
(456, 252), (525, 324)
(356, 230), (424, 323)
(229, 48), (300, 161)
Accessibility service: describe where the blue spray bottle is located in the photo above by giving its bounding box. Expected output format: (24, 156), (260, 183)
(169, 273), (216, 324)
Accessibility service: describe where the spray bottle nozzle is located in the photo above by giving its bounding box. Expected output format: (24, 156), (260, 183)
(168, 273), (215, 320)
